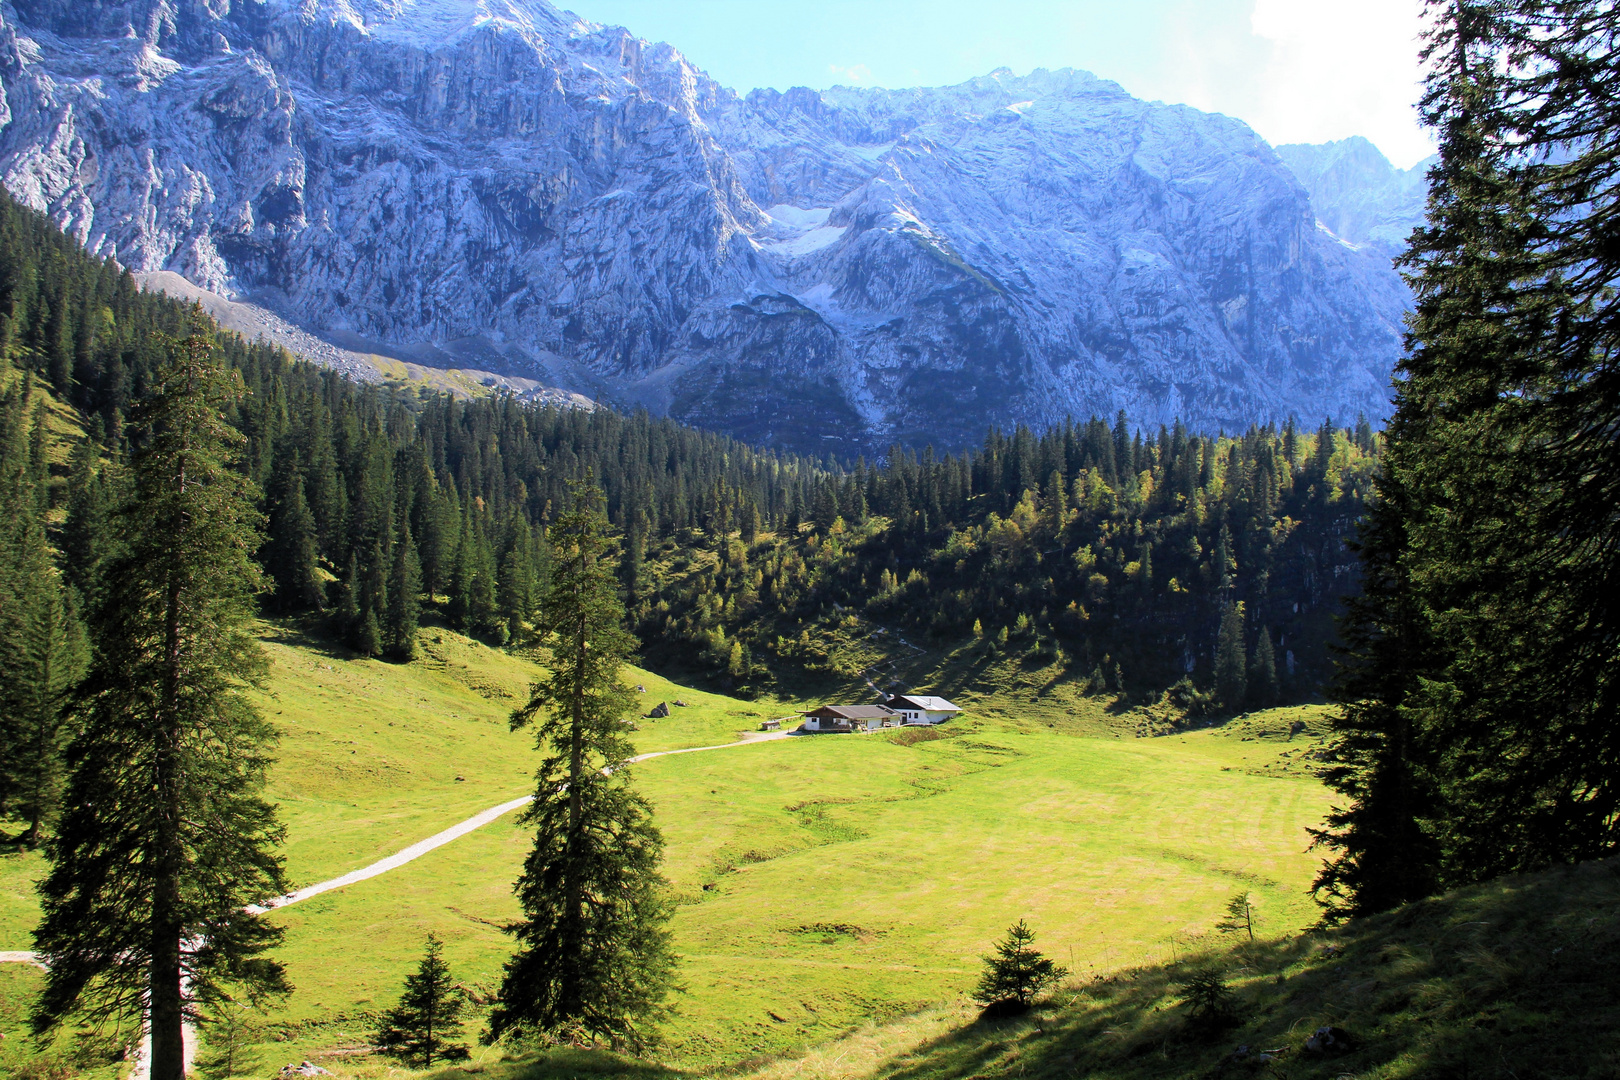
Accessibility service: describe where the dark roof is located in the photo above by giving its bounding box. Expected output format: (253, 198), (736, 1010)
(804, 704), (898, 720)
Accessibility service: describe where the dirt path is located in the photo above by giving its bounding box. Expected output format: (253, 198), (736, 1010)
(2, 729), (796, 1078)
(2, 728), (797, 967)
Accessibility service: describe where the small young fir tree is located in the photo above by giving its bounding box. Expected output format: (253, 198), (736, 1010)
(375, 934), (470, 1068)
(973, 919), (1067, 1013)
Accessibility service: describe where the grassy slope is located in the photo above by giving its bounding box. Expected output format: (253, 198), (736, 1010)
(746, 856), (1620, 1080)
(421, 856), (1620, 1080)
(2, 622), (1330, 1076)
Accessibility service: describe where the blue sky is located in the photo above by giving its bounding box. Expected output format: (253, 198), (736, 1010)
(558, 0), (1435, 169)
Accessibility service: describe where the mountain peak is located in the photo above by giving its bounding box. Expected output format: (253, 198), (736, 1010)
(0, 0), (1413, 451)
(275, 0), (582, 42)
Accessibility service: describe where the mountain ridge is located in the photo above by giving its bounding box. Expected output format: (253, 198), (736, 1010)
(0, 0), (1422, 451)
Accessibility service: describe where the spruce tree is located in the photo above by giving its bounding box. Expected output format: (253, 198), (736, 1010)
(339, 549), (362, 635)
(487, 479), (675, 1050)
(1311, 0), (1620, 911)
(1389, 0), (1620, 881)
(973, 919), (1066, 1012)
(8, 577), (88, 845)
(448, 511), (474, 629)
(61, 436), (112, 608)
(1248, 628), (1278, 710)
(1314, 460), (1442, 919)
(497, 544), (532, 644)
(0, 435), (88, 840)
(375, 934), (470, 1068)
(385, 522), (422, 661)
(471, 534), (505, 644)
(1214, 601), (1247, 711)
(264, 447), (323, 612)
(31, 336), (289, 1080)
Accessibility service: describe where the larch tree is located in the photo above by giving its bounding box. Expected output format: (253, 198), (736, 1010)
(486, 477), (676, 1052)
(31, 335), (290, 1080)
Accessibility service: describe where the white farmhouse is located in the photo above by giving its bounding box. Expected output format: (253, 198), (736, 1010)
(883, 695), (963, 725)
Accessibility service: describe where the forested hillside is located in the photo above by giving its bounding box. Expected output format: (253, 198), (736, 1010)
(633, 418), (1378, 706)
(0, 186), (1380, 832)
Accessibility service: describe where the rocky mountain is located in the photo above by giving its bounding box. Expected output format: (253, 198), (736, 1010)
(1275, 137), (1432, 259)
(0, 0), (1414, 453)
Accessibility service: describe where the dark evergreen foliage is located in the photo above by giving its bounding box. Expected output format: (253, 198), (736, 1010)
(30, 338), (288, 1080)
(375, 935), (470, 1068)
(488, 480), (676, 1051)
(0, 376), (88, 843)
(974, 919), (1067, 1011)
(1319, 0), (1620, 916)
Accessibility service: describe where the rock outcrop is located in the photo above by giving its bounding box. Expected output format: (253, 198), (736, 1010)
(0, 0), (1414, 451)
(1274, 136), (1432, 259)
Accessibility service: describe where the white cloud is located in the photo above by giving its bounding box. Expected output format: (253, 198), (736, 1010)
(827, 62), (873, 84)
(1246, 0), (1435, 167)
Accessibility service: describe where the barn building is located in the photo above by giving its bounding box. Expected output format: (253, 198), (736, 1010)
(800, 704), (898, 732)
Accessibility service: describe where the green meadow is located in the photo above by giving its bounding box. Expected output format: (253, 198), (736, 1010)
(0, 619), (1334, 1074)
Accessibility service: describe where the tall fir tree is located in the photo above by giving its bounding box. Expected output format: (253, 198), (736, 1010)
(497, 543), (532, 644)
(385, 522), (421, 661)
(61, 435), (113, 609)
(1248, 628), (1278, 710)
(447, 509), (474, 630)
(1395, 0), (1620, 880)
(8, 576), (89, 844)
(487, 479), (676, 1050)
(0, 415), (88, 839)
(1314, 475), (1442, 918)
(31, 337), (289, 1078)
(264, 445), (323, 612)
(1214, 601), (1247, 711)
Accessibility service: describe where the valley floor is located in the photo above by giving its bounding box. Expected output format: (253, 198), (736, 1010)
(1, 620), (1334, 1076)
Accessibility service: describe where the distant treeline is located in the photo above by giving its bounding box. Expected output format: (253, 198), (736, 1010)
(635, 416), (1377, 705)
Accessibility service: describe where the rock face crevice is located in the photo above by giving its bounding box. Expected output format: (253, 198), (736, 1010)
(0, 0), (1420, 452)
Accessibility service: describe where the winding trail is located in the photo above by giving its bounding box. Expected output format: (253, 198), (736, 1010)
(1, 728), (795, 965)
(3, 728), (797, 1078)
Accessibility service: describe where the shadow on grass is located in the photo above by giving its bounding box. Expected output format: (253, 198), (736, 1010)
(425, 1047), (687, 1080)
(257, 613), (358, 663)
(840, 857), (1620, 1080)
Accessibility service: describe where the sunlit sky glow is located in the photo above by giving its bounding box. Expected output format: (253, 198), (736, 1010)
(559, 0), (1436, 169)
